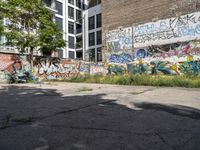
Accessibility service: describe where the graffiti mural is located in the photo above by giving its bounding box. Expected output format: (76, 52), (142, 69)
(134, 49), (149, 60)
(33, 58), (80, 80)
(108, 52), (133, 64)
(0, 54), (32, 83)
(129, 41), (200, 75)
(90, 63), (108, 75)
(0, 71), (8, 83)
(134, 12), (200, 47)
(107, 64), (127, 75)
(106, 27), (133, 51)
(80, 62), (90, 76)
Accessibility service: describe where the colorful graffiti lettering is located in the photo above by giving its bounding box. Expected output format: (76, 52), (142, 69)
(179, 61), (200, 75)
(90, 63), (108, 75)
(109, 53), (133, 64)
(33, 58), (80, 80)
(108, 64), (127, 75)
(80, 62), (90, 76)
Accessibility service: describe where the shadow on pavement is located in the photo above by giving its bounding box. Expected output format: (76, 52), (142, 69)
(0, 85), (200, 150)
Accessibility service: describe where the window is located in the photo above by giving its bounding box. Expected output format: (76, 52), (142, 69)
(68, 36), (75, 49)
(89, 49), (95, 62)
(97, 47), (102, 62)
(76, 51), (83, 60)
(44, 0), (51, 7)
(96, 13), (102, 28)
(96, 30), (102, 45)
(76, 10), (82, 21)
(76, 36), (82, 48)
(89, 0), (101, 8)
(68, 21), (74, 34)
(56, 1), (63, 15)
(55, 17), (63, 30)
(69, 51), (75, 59)
(88, 16), (95, 30)
(83, 3), (86, 10)
(68, 0), (74, 5)
(76, 0), (81, 8)
(89, 32), (95, 46)
(68, 6), (74, 19)
(76, 23), (82, 34)
(58, 49), (63, 58)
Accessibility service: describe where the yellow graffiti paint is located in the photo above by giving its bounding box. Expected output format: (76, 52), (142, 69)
(187, 54), (194, 62)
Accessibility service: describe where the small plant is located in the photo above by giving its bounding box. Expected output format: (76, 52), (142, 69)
(129, 89), (154, 95)
(77, 87), (93, 92)
(129, 91), (146, 95)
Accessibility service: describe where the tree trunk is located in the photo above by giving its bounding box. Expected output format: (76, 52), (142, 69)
(30, 47), (34, 71)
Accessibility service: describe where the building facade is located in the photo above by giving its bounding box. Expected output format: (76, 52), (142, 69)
(83, 0), (102, 62)
(44, 0), (85, 59)
(102, 0), (200, 53)
(102, 0), (200, 31)
(0, 0), (103, 61)
(0, 0), (86, 60)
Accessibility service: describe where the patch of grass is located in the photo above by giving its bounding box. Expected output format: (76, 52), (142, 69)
(48, 74), (200, 88)
(129, 91), (146, 95)
(77, 87), (93, 92)
(129, 89), (154, 95)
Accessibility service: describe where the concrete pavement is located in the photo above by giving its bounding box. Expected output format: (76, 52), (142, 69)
(0, 82), (200, 150)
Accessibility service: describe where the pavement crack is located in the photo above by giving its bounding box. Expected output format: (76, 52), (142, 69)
(155, 132), (167, 144)
(37, 124), (165, 136)
(0, 100), (116, 130)
(155, 132), (177, 150)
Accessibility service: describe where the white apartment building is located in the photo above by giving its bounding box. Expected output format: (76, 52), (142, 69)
(83, 0), (102, 62)
(0, 0), (102, 62)
(44, 0), (84, 59)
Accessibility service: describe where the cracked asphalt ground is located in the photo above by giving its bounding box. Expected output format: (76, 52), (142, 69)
(0, 83), (200, 150)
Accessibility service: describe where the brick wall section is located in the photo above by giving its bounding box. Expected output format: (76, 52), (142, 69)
(0, 53), (23, 72)
(102, 0), (200, 31)
(101, 0), (200, 61)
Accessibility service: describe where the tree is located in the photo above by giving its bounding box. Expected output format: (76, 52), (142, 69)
(0, 0), (66, 69)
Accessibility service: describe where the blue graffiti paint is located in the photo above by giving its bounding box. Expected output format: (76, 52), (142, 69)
(135, 21), (170, 36)
(177, 24), (200, 37)
(136, 49), (148, 58)
(134, 49), (149, 60)
(109, 53), (133, 64)
(108, 65), (126, 75)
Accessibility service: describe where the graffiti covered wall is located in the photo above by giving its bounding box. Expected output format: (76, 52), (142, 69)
(106, 27), (133, 51)
(105, 27), (134, 64)
(130, 41), (200, 75)
(33, 58), (80, 80)
(134, 12), (200, 48)
(0, 53), (31, 82)
(104, 12), (200, 76)
(1, 12), (200, 83)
